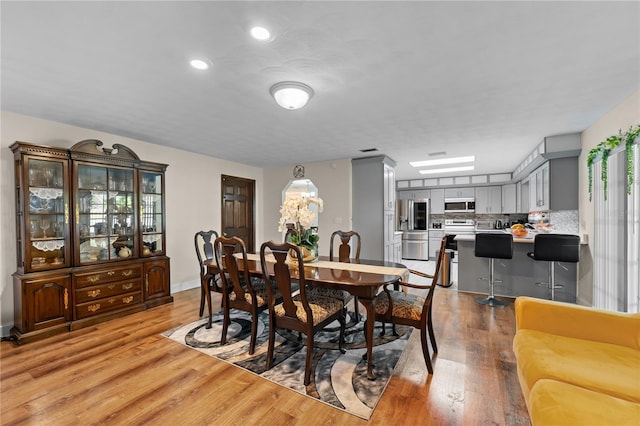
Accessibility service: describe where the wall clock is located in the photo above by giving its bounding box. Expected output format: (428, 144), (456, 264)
(293, 164), (305, 178)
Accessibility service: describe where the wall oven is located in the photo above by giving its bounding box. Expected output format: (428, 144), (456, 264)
(444, 198), (475, 213)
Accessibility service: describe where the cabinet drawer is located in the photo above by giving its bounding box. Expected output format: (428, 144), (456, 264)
(74, 265), (142, 288)
(75, 279), (142, 303)
(75, 291), (142, 319)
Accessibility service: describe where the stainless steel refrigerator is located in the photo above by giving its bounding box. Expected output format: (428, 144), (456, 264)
(397, 199), (430, 260)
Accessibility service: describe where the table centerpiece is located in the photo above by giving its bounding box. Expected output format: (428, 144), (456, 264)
(278, 195), (323, 263)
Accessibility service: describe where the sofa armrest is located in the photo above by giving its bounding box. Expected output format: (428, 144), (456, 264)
(515, 297), (640, 350)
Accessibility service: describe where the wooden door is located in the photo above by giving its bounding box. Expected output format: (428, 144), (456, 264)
(221, 175), (255, 252)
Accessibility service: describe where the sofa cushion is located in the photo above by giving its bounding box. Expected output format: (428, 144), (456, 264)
(529, 379), (640, 426)
(513, 329), (640, 404)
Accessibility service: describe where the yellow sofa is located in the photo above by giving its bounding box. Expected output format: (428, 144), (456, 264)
(513, 297), (640, 425)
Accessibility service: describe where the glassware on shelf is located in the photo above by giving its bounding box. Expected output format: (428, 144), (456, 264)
(40, 219), (50, 238)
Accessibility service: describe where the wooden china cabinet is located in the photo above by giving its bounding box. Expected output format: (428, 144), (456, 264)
(10, 140), (172, 344)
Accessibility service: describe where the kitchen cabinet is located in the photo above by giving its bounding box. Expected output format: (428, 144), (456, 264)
(353, 155), (397, 262)
(501, 184), (517, 214)
(519, 179), (530, 213)
(383, 164), (396, 212)
(444, 187), (474, 198)
(475, 186), (502, 214)
(429, 229), (444, 259)
(528, 158), (578, 212)
(430, 188), (445, 214)
(397, 189), (430, 200)
(10, 140), (172, 344)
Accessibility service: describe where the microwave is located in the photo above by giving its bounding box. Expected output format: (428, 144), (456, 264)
(444, 198), (475, 213)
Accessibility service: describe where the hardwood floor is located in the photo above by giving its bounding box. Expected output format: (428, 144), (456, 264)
(1, 286), (530, 425)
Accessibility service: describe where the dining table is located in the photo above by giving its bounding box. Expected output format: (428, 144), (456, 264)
(205, 254), (409, 380)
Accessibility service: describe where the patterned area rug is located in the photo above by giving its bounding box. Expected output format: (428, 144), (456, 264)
(162, 310), (412, 420)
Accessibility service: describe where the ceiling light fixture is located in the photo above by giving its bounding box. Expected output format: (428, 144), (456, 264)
(269, 81), (314, 110)
(250, 26), (271, 41)
(410, 155), (475, 168)
(189, 59), (210, 70)
(419, 165), (475, 175)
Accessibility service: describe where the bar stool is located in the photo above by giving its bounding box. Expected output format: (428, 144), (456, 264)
(527, 234), (580, 301)
(475, 233), (513, 307)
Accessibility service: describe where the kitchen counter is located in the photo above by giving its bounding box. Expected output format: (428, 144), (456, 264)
(455, 233), (584, 302)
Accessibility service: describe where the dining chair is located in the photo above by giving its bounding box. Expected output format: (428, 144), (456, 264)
(260, 240), (346, 385)
(214, 236), (275, 353)
(308, 230), (362, 322)
(368, 235), (447, 374)
(194, 230), (225, 322)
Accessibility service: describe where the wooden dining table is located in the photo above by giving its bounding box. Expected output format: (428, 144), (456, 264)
(205, 254), (409, 380)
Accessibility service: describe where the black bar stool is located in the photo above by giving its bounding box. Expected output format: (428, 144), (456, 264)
(527, 234), (580, 300)
(475, 233), (513, 307)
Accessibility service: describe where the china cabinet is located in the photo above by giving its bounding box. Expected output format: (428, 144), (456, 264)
(10, 140), (172, 344)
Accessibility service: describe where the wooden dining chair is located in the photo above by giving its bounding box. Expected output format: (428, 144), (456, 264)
(194, 230), (224, 321)
(368, 235), (447, 374)
(214, 236), (275, 353)
(308, 230), (362, 322)
(260, 240), (346, 385)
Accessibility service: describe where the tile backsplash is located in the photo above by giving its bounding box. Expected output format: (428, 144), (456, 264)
(549, 210), (579, 234)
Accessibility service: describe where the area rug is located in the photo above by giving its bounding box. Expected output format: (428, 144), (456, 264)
(162, 310), (412, 420)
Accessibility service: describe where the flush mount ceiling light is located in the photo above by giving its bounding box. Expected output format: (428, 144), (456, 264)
(419, 165), (475, 175)
(189, 59), (210, 70)
(250, 26), (272, 41)
(269, 81), (314, 110)
(410, 155), (475, 168)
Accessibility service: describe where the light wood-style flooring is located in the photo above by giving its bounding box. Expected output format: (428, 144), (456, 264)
(1, 285), (530, 425)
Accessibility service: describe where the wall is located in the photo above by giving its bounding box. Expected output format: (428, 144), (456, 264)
(0, 111), (264, 334)
(578, 90), (640, 305)
(262, 159), (352, 256)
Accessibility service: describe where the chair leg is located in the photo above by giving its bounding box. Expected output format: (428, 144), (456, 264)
(420, 326), (434, 374)
(248, 308), (258, 355)
(304, 332), (314, 386)
(206, 285), (214, 329)
(266, 315), (276, 370)
(427, 306), (437, 354)
(220, 301), (230, 344)
(338, 315), (346, 354)
(353, 296), (360, 322)
(199, 279), (206, 317)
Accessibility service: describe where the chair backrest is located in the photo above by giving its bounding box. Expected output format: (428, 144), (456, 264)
(329, 230), (361, 262)
(214, 235), (254, 302)
(474, 233), (513, 260)
(284, 228), (297, 243)
(260, 240), (312, 322)
(533, 234), (580, 263)
(423, 236), (448, 305)
(195, 230), (219, 274)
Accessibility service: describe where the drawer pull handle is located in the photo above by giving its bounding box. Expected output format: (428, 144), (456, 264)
(108, 284), (115, 290)
(87, 289), (101, 298)
(108, 298), (116, 304)
(64, 289), (69, 310)
(122, 296), (134, 304)
(107, 271), (115, 276)
(87, 275), (100, 283)
(87, 304), (100, 313)
(122, 283), (133, 290)
(122, 270), (133, 277)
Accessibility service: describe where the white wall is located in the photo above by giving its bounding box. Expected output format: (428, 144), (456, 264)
(0, 111), (264, 332)
(577, 90), (640, 305)
(262, 159), (352, 256)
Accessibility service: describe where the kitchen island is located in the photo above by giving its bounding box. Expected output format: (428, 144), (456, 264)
(455, 234), (581, 303)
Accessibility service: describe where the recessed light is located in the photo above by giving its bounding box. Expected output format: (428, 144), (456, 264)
(410, 156), (475, 168)
(419, 166), (475, 175)
(189, 59), (210, 70)
(251, 26), (271, 41)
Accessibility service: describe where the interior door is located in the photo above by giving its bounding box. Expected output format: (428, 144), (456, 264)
(221, 175), (255, 252)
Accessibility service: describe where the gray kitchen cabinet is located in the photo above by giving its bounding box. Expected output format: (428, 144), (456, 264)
(502, 183), (517, 213)
(519, 179), (530, 213)
(528, 158), (578, 212)
(397, 189), (430, 200)
(353, 155), (397, 262)
(475, 186), (502, 213)
(430, 188), (445, 214)
(428, 229), (444, 259)
(444, 187), (475, 198)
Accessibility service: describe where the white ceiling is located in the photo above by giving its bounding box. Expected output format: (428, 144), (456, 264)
(2, 1), (638, 180)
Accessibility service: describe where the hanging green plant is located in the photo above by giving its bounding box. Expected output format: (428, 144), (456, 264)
(588, 124), (639, 201)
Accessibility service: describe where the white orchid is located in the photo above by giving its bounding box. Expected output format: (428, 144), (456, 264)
(278, 196), (323, 249)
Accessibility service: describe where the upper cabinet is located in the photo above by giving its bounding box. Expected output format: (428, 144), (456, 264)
(501, 184), (517, 214)
(383, 163), (396, 212)
(444, 187), (475, 199)
(475, 186), (502, 214)
(430, 188), (445, 214)
(10, 140), (171, 344)
(528, 158), (578, 212)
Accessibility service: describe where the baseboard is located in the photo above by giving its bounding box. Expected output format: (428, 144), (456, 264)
(172, 279), (199, 294)
(1, 323), (14, 339)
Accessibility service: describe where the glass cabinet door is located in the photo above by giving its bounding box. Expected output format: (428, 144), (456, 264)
(25, 157), (70, 271)
(140, 172), (164, 256)
(76, 164), (136, 264)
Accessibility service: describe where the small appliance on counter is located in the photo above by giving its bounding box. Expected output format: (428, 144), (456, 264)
(432, 222), (442, 229)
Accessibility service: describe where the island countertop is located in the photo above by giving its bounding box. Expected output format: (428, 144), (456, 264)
(455, 233), (587, 245)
